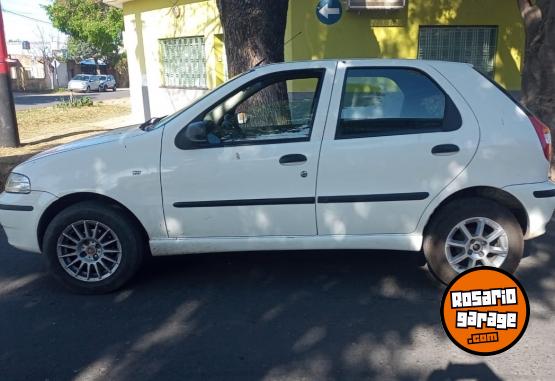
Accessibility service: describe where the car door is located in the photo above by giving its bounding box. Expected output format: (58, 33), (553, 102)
(316, 61), (480, 235)
(89, 76), (98, 90)
(161, 62), (336, 238)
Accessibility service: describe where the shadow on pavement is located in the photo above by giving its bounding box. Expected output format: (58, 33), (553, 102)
(0, 216), (553, 380)
(21, 130), (103, 146)
(427, 362), (503, 381)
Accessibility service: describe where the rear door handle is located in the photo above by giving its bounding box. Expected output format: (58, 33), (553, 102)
(279, 154), (307, 165)
(432, 144), (460, 156)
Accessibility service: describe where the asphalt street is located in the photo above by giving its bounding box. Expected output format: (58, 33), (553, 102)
(0, 217), (554, 380)
(13, 89), (129, 110)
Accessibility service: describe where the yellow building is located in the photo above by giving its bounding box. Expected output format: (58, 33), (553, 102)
(104, 0), (524, 122)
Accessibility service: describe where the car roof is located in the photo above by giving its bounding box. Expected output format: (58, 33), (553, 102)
(258, 58), (473, 70)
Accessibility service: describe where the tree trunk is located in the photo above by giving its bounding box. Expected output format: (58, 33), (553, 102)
(518, 0), (555, 131)
(216, 0), (289, 77)
(216, 0), (291, 127)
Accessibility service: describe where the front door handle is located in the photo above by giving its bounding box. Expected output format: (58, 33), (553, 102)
(432, 144), (460, 156)
(279, 154), (307, 165)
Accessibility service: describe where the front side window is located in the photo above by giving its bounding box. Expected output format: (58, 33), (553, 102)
(337, 68), (454, 139)
(199, 71), (323, 146)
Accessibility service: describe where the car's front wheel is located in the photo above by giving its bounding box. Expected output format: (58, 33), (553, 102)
(43, 201), (145, 294)
(423, 198), (523, 284)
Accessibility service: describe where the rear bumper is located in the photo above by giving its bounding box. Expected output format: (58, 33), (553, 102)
(0, 191), (57, 253)
(503, 181), (555, 239)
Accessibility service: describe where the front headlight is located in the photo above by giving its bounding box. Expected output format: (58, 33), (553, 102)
(5, 173), (31, 194)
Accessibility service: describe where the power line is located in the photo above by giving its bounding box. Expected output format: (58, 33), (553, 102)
(2, 8), (52, 25)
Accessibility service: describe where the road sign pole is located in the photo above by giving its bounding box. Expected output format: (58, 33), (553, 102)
(0, 0), (20, 148)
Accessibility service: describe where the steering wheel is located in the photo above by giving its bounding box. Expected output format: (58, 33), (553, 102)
(221, 113), (245, 139)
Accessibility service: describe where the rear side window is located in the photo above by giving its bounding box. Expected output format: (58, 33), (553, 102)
(337, 68), (461, 139)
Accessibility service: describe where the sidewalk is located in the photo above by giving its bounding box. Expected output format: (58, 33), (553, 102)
(14, 88), (130, 111)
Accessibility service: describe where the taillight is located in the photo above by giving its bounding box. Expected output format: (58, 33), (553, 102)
(530, 115), (552, 161)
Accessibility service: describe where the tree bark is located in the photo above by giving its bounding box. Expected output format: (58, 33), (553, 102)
(518, 0), (555, 131)
(216, 0), (289, 77)
(216, 0), (291, 127)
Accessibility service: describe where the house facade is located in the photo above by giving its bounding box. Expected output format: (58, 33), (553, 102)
(104, 0), (524, 122)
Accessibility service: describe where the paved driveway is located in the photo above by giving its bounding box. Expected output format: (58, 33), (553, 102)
(0, 219), (554, 380)
(13, 89), (129, 110)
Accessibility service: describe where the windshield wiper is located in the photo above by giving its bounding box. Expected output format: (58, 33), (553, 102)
(139, 116), (167, 131)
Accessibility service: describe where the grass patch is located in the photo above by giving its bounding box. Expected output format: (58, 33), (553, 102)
(56, 95), (94, 108)
(9, 100), (129, 148)
(0, 99), (131, 190)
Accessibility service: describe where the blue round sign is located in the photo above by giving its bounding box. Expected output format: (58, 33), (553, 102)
(316, 0), (343, 25)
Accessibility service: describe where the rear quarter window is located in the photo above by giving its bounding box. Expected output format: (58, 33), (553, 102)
(337, 68), (461, 139)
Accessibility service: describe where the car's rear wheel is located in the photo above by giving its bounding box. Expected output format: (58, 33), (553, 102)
(423, 198), (523, 285)
(85, 86), (90, 93)
(43, 201), (145, 294)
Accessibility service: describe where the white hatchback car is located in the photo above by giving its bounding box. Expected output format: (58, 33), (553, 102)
(1, 59), (554, 293)
(67, 74), (101, 93)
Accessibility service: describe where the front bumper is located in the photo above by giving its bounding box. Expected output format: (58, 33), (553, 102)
(503, 181), (555, 240)
(0, 191), (58, 253)
(68, 84), (87, 92)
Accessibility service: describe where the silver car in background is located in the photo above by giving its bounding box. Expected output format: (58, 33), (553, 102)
(98, 75), (117, 92)
(67, 74), (101, 93)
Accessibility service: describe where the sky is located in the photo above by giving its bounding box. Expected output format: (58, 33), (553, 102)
(1, 0), (66, 43)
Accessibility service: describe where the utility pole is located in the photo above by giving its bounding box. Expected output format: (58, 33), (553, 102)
(0, 0), (19, 148)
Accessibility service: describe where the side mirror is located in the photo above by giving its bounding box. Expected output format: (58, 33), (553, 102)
(175, 120), (216, 149)
(185, 121), (208, 142)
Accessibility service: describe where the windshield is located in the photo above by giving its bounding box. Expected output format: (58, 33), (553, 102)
(99, 76), (107, 80)
(73, 75), (89, 81)
(148, 70), (254, 131)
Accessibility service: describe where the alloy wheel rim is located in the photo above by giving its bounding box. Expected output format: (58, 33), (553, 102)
(444, 217), (509, 273)
(56, 220), (122, 282)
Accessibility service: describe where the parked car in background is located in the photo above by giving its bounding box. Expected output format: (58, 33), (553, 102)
(1, 59), (554, 293)
(98, 75), (117, 92)
(67, 74), (101, 93)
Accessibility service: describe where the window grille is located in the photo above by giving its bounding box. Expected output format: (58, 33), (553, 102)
(160, 36), (207, 88)
(418, 26), (498, 78)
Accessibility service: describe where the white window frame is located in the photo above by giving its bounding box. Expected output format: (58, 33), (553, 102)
(347, 0), (406, 10)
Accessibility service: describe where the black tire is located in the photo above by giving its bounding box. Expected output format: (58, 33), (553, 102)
(43, 201), (145, 294)
(423, 198), (523, 285)
(112, 86), (116, 92)
(86, 86), (90, 93)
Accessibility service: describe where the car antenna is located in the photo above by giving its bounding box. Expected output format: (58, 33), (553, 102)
(253, 32), (303, 68)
